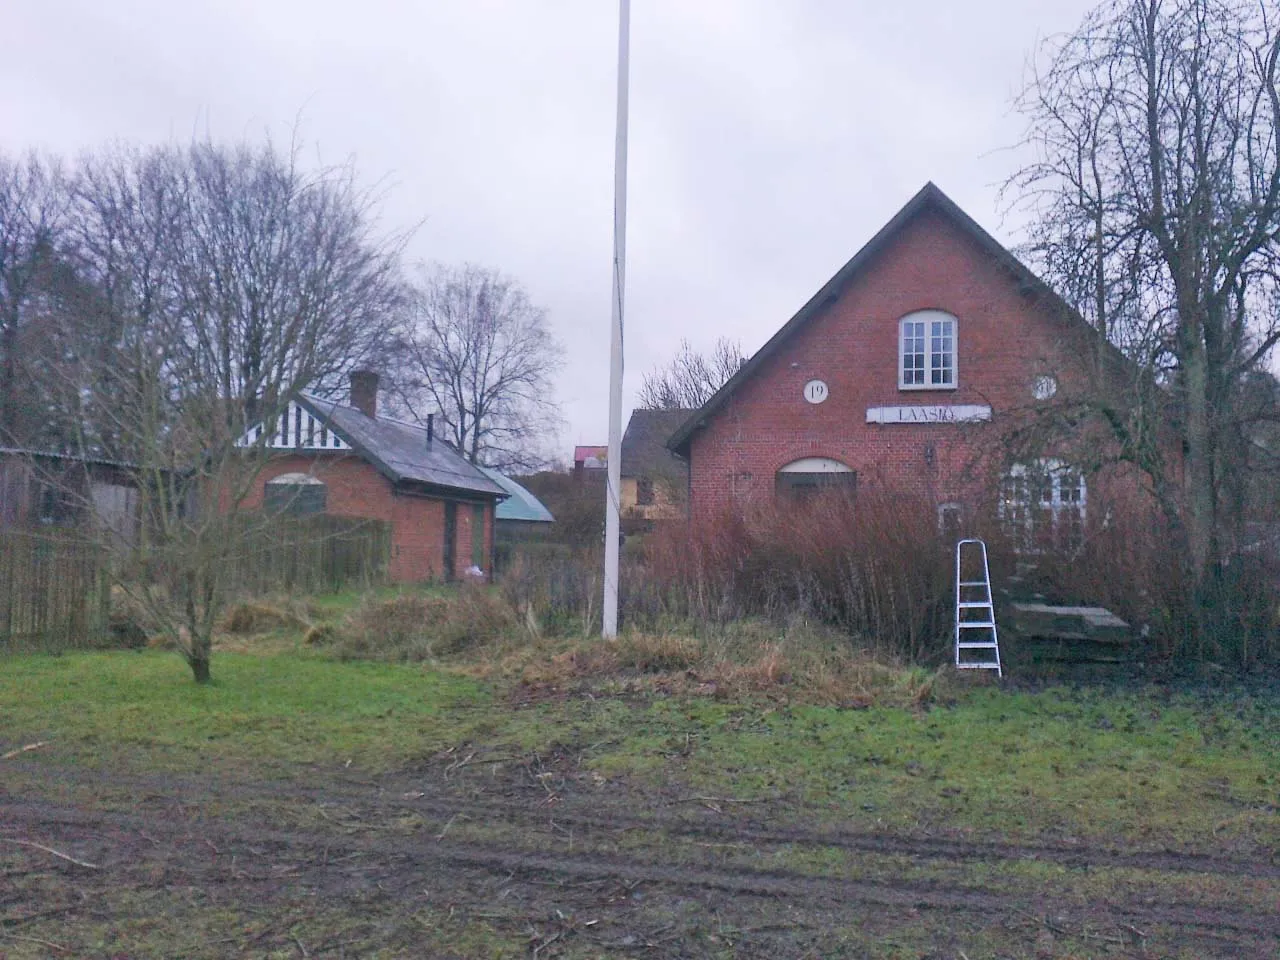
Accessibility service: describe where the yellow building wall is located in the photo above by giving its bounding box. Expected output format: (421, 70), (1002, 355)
(621, 476), (686, 521)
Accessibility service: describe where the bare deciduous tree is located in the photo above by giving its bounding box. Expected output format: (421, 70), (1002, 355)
(0, 154), (69, 446)
(71, 142), (408, 449)
(1005, 0), (1280, 605)
(398, 263), (563, 471)
(636, 337), (746, 411)
(59, 138), (409, 683)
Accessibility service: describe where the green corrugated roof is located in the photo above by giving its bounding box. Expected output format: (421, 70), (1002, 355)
(480, 468), (555, 523)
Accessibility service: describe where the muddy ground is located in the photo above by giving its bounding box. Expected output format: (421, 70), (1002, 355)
(3, 746), (1278, 960)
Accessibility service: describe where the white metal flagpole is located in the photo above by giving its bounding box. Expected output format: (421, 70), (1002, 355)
(602, 0), (630, 639)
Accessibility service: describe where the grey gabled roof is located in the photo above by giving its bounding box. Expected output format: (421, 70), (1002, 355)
(667, 181), (1130, 457)
(621, 409), (691, 480)
(480, 467), (555, 523)
(299, 395), (506, 499)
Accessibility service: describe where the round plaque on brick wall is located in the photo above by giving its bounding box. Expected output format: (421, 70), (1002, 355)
(1031, 375), (1058, 400)
(803, 379), (829, 404)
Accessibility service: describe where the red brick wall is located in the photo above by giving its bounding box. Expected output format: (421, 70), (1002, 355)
(688, 209), (1130, 520)
(239, 453), (493, 583)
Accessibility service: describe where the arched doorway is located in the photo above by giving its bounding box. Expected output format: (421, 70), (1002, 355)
(775, 457), (856, 504)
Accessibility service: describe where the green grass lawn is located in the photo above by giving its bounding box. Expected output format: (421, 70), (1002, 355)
(2, 648), (1277, 852)
(0, 650), (487, 775)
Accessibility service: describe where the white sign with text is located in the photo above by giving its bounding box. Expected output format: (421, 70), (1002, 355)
(865, 404), (992, 425)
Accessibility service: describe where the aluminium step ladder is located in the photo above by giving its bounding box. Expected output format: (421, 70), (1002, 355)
(954, 538), (1002, 676)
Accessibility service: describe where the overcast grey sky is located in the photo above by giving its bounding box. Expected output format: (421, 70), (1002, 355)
(4, 0), (1097, 461)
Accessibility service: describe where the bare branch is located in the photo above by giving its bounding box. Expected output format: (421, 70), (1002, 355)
(395, 263), (564, 471)
(637, 338), (746, 411)
(1004, 0), (1280, 586)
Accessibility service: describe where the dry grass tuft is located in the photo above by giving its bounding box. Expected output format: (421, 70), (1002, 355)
(474, 618), (952, 710)
(316, 586), (518, 662)
(615, 633), (702, 673)
(222, 601), (309, 635)
(213, 583), (954, 710)
(302, 622), (339, 646)
(106, 587), (154, 650)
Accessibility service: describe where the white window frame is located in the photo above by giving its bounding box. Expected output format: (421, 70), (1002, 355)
(999, 460), (1087, 553)
(898, 310), (958, 391)
(937, 502), (963, 538)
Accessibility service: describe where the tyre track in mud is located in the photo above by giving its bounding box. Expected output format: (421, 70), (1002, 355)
(10, 761), (1276, 880)
(341, 788), (1280, 880)
(3, 792), (1280, 947)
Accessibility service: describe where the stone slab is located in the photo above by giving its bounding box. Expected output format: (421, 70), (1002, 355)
(1007, 603), (1131, 645)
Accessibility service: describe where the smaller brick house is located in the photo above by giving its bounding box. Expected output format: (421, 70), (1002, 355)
(236, 372), (506, 583)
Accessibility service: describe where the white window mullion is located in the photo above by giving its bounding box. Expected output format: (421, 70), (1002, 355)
(930, 319), (954, 386)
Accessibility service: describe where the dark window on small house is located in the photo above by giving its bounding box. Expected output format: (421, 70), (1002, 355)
(36, 481), (78, 526)
(443, 501), (457, 579)
(471, 503), (486, 569)
(636, 477), (655, 506)
(775, 470), (857, 504)
(264, 477), (327, 516)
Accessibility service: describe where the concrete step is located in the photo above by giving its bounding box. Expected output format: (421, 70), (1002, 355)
(1007, 603), (1131, 645)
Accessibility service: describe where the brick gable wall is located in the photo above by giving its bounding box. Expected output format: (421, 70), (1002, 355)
(688, 209), (1117, 519)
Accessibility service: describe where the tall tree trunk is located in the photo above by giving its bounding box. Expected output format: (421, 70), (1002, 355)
(0, 311), (17, 442)
(183, 571), (214, 684)
(1182, 333), (1216, 583)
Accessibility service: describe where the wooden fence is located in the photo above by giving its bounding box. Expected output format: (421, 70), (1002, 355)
(0, 529), (111, 652)
(1, 515), (391, 651)
(225, 514), (392, 597)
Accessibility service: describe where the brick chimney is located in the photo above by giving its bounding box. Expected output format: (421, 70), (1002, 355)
(349, 370), (378, 418)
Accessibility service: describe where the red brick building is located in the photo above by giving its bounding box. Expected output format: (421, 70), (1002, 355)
(236, 372), (505, 583)
(668, 183), (1144, 546)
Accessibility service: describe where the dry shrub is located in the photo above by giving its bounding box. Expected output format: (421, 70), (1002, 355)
(642, 490), (954, 661)
(321, 586), (518, 662)
(498, 492), (954, 664)
(1019, 496), (1280, 666)
(105, 587), (153, 649)
(328, 594), (429, 660)
(498, 543), (602, 635)
(1206, 549), (1280, 666)
(434, 586), (518, 654)
(222, 601), (309, 635)
(496, 480), (1277, 671)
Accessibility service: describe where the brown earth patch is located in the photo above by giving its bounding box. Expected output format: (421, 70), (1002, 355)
(2, 755), (1278, 958)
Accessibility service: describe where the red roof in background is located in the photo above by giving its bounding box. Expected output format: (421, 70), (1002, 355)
(574, 445), (608, 466)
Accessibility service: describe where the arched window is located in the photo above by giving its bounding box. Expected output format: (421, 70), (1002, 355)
(899, 310), (957, 390)
(1000, 460), (1085, 552)
(775, 457), (856, 504)
(264, 473), (327, 516)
